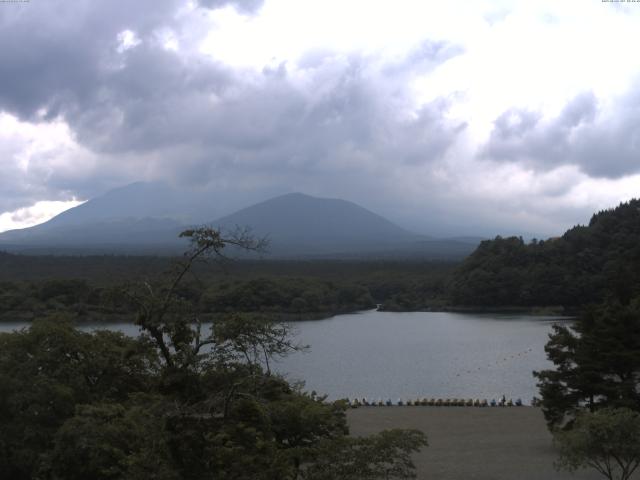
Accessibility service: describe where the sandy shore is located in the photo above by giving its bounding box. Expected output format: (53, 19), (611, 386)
(347, 407), (605, 480)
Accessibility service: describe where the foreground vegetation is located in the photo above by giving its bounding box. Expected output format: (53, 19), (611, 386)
(533, 283), (640, 479)
(0, 228), (427, 479)
(3, 200), (640, 478)
(554, 407), (640, 480)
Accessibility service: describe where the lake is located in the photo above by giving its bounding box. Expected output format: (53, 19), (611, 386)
(0, 310), (567, 404)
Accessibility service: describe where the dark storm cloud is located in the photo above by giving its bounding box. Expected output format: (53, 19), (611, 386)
(0, 0), (183, 120)
(0, 0), (465, 214)
(483, 90), (640, 178)
(0, 0), (192, 209)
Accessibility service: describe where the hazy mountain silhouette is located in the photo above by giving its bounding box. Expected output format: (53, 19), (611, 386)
(0, 183), (479, 258)
(0, 183), (189, 251)
(0, 182), (244, 251)
(212, 192), (424, 256)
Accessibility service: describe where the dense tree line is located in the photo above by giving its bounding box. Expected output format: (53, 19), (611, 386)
(450, 200), (640, 309)
(0, 252), (455, 286)
(0, 277), (375, 323)
(0, 257), (454, 322)
(201, 277), (375, 315)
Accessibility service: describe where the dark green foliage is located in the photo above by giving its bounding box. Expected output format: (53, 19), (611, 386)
(534, 299), (640, 428)
(0, 319), (158, 480)
(47, 398), (179, 480)
(451, 199), (640, 308)
(0, 258), (454, 322)
(0, 275), (377, 323)
(0, 229), (427, 479)
(554, 408), (640, 480)
(300, 429), (427, 480)
(201, 277), (375, 315)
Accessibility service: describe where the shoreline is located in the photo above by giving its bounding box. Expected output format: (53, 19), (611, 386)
(0, 305), (577, 324)
(379, 305), (578, 316)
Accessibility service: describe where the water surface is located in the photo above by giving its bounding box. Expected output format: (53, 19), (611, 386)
(1, 310), (567, 403)
(276, 310), (566, 403)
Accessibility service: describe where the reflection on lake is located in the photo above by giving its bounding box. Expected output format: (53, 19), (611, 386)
(0, 310), (568, 404)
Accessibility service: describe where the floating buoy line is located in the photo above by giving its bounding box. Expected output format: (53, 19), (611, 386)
(454, 347), (535, 377)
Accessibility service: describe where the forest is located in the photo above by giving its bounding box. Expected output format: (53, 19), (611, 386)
(2, 200), (640, 323)
(0, 255), (454, 323)
(3, 200), (640, 322)
(449, 199), (640, 311)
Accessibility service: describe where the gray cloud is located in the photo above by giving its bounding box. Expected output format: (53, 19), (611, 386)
(483, 90), (640, 178)
(0, 1), (182, 120)
(0, 0), (465, 217)
(198, 0), (264, 14)
(5, 0), (632, 238)
(382, 40), (464, 76)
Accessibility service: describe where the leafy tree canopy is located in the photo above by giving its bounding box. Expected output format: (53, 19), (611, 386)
(534, 299), (640, 428)
(554, 407), (640, 480)
(451, 199), (640, 309)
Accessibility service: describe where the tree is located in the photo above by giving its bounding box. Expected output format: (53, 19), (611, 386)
(46, 398), (179, 480)
(534, 299), (640, 428)
(122, 227), (427, 478)
(122, 226), (268, 372)
(0, 317), (158, 480)
(554, 408), (640, 480)
(300, 429), (427, 480)
(0, 227), (429, 479)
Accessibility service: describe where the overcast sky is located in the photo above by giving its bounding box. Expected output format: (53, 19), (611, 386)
(1, 0), (639, 236)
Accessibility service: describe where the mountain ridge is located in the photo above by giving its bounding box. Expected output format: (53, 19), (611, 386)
(0, 183), (479, 259)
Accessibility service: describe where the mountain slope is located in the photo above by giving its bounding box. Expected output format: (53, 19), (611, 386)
(0, 186), (479, 258)
(0, 183), (191, 250)
(0, 182), (244, 250)
(40, 182), (186, 228)
(212, 193), (423, 255)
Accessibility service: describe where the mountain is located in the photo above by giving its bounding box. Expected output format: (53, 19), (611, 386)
(212, 192), (424, 256)
(0, 183), (189, 252)
(39, 182), (191, 227)
(0, 183), (479, 258)
(0, 182), (246, 252)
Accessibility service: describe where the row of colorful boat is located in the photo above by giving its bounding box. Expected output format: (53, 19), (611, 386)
(346, 397), (524, 407)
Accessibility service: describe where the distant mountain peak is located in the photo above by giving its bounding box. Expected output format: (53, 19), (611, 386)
(277, 192), (311, 199)
(0, 183), (478, 259)
(258, 192), (345, 203)
(210, 192), (421, 256)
